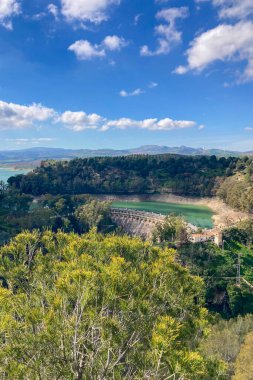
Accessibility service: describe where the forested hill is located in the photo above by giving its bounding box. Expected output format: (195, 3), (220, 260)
(8, 154), (238, 197)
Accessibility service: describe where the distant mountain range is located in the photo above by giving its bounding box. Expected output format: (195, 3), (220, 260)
(0, 145), (252, 168)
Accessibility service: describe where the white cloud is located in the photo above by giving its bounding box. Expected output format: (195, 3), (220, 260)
(119, 88), (144, 97)
(175, 21), (253, 83)
(198, 124), (205, 130)
(0, 100), (55, 130)
(0, 0), (20, 30)
(61, 0), (120, 24)
(69, 35), (127, 60)
(245, 126), (253, 131)
(68, 40), (105, 60)
(196, 0), (253, 20)
(48, 3), (59, 20)
(100, 117), (196, 132)
(103, 35), (127, 50)
(58, 110), (104, 131)
(57, 111), (196, 132)
(0, 99), (197, 133)
(141, 7), (188, 56)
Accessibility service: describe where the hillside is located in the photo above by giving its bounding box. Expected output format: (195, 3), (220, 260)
(8, 154), (237, 197)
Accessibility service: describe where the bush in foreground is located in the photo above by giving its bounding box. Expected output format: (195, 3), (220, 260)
(0, 231), (225, 379)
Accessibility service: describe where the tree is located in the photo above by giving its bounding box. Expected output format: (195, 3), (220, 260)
(0, 230), (220, 379)
(232, 332), (253, 380)
(200, 315), (253, 379)
(153, 215), (188, 244)
(75, 199), (111, 231)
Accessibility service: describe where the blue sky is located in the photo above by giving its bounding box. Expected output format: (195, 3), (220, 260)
(0, 0), (253, 151)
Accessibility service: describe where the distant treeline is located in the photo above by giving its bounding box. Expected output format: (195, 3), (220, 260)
(8, 154), (239, 197)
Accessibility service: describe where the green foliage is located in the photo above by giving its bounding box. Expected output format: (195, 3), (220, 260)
(0, 187), (33, 244)
(8, 154), (237, 197)
(75, 199), (112, 231)
(217, 157), (253, 212)
(200, 315), (253, 378)
(217, 176), (253, 213)
(232, 332), (253, 380)
(0, 191), (115, 245)
(178, 240), (253, 317)
(153, 215), (188, 244)
(223, 219), (253, 246)
(0, 230), (218, 379)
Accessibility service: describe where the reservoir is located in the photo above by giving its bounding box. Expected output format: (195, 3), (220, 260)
(0, 168), (30, 183)
(112, 201), (214, 228)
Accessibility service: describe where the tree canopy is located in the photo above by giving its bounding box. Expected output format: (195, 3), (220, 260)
(8, 154), (237, 197)
(0, 230), (224, 379)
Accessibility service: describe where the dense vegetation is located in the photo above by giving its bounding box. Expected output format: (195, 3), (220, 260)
(1, 154), (253, 378)
(218, 159), (253, 212)
(0, 230), (224, 379)
(200, 315), (253, 378)
(0, 185), (114, 244)
(232, 331), (253, 379)
(178, 239), (253, 318)
(152, 215), (253, 318)
(8, 153), (253, 214)
(8, 154), (238, 197)
(8, 153), (253, 219)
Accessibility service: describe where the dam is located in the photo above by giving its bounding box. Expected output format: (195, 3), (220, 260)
(110, 208), (165, 240)
(110, 207), (222, 245)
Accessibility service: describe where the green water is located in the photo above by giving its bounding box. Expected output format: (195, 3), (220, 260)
(112, 201), (214, 228)
(0, 168), (30, 183)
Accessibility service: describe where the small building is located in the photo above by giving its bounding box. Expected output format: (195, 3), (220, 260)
(189, 230), (223, 247)
(214, 231), (223, 246)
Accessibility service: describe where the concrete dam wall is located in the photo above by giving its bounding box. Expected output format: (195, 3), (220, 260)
(110, 208), (165, 240)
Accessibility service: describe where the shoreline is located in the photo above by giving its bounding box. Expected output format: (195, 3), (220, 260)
(0, 166), (32, 172)
(97, 193), (250, 229)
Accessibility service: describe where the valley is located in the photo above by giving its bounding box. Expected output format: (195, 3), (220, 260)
(1, 152), (253, 380)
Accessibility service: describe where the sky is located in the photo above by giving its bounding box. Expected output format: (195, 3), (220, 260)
(0, 0), (253, 151)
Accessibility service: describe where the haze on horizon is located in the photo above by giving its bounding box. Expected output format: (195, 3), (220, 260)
(0, 0), (253, 151)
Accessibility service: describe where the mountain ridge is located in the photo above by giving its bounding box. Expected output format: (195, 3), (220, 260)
(0, 145), (252, 168)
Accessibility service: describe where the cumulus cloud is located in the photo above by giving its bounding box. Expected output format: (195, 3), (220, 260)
(0, 99), (197, 133)
(141, 7), (188, 56)
(68, 40), (106, 60)
(100, 117), (196, 132)
(196, 0), (253, 20)
(69, 35), (127, 60)
(61, 0), (120, 24)
(0, 100), (55, 130)
(103, 35), (127, 50)
(58, 110), (104, 131)
(119, 88), (144, 97)
(175, 21), (253, 83)
(52, 111), (197, 132)
(0, 0), (20, 30)
(57, 111), (197, 133)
